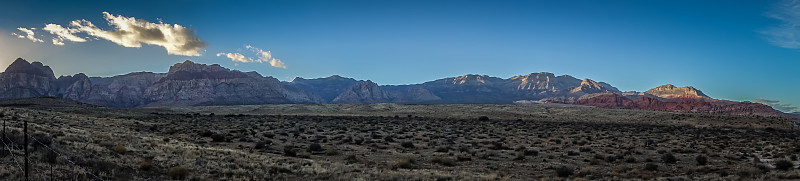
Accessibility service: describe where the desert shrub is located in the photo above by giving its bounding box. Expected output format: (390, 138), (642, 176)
(254, 141), (268, 149)
(384, 135), (395, 142)
(308, 143), (324, 152)
(605, 155), (619, 162)
(167, 166), (189, 180)
(456, 154), (472, 161)
(435, 146), (450, 153)
(396, 158), (416, 169)
(555, 166), (575, 177)
(139, 159), (153, 171)
(625, 157), (636, 163)
(431, 157), (456, 166)
(567, 150), (580, 156)
(514, 151), (526, 160)
(525, 149), (539, 156)
(200, 130), (213, 137)
(401, 141), (415, 148)
(645, 163), (658, 171)
(776, 160), (794, 170)
(478, 116), (490, 121)
(114, 145), (127, 154)
(662, 153), (677, 164)
(211, 134), (226, 142)
(326, 148), (339, 156)
(283, 146), (297, 157)
(696, 155), (708, 165)
(345, 155), (358, 164)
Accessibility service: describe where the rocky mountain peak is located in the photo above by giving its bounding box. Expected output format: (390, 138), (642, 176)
(451, 74), (495, 85)
(4, 58), (56, 79)
(570, 78), (608, 94)
(645, 84), (709, 99)
(332, 80), (391, 103)
(167, 60), (230, 74)
(509, 72), (581, 90)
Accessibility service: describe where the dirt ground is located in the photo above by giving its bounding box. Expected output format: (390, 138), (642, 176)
(0, 98), (799, 180)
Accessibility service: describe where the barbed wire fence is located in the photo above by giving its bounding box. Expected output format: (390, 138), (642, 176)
(0, 114), (105, 181)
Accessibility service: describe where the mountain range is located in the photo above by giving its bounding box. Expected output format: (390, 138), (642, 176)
(0, 58), (788, 117)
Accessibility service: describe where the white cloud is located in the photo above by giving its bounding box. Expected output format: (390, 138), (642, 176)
(246, 45), (286, 69)
(753, 98), (799, 113)
(14, 27), (43, 43)
(217, 45), (287, 69)
(762, 0), (800, 49)
(216, 52), (255, 63)
(43, 24), (86, 46)
(69, 12), (206, 56)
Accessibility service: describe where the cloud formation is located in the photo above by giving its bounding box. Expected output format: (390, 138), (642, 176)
(217, 45), (287, 69)
(12, 27), (43, 43)
(246, 45), (286, 68)
(762, 0), (800, 49)
(70, 12), (206, 56)
(11, 12), (206, 56)
(753, 98), (799, 113)
(216, 53), (255, 63)
(43, 24), (86, 46)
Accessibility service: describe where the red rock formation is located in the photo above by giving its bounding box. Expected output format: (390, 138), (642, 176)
(574, 92), (788, 117)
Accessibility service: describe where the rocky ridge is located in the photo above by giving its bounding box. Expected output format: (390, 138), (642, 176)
(0, 58), (790, 118)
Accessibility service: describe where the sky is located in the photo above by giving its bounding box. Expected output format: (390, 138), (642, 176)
(0, 0), (798, 112)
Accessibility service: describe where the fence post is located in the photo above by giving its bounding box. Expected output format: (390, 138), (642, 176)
(24, 117), (28, 181)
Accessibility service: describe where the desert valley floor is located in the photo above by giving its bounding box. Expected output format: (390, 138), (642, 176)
(0, 98), (799, 180)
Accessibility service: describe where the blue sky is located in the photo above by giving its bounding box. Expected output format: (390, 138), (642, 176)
(0, 0), (798, 111)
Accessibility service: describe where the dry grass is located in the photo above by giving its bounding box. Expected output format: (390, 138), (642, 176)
(0, 98), (797, 180)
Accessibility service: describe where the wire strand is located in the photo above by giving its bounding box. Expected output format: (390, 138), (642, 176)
(24, 132), (105, 181)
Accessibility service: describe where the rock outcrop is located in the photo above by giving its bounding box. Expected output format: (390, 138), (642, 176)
(571, 79), (610, 94)
(332, 80), (391, 103)
(0, 57), (789, 118)
(572, 91), (786, 117)
(287, 75), (359, 103)
(143, 60), (320, 106)
(646, 84), (709, 99)
(0, 58), (58, 99)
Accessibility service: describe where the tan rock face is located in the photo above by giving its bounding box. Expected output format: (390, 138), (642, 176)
(333, 80), (391, 103)
(645, 84), (709, 98)
(570, 79), (608, 94)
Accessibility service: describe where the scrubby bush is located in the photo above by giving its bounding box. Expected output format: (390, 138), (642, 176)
(432, 157), (456, 166)
(401, 141), (415, 148)
(555, 166), (574, 177)
(625, 157), (636, 163)
(696, 155), (708, 165)
(776, 160), (794, 170)
(396, 158), (416, 169)
(645, 163), (658, 171)
(211, 134), (226, 142)
(662, 153), (677, 164)
(345, 155), (358, 164)
(308, 143), (324, 152)
(139, 159), (153, 171)
(254, 141), (268, 149)
(199, 130), (213, 137)
(514, 151), (526, 160)
(167, 166), (189, 180)
(283, 146), (297, 157)
(114, 145), (127, 154)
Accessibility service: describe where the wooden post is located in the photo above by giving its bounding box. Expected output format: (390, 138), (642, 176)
(24, 117), (28, 181)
